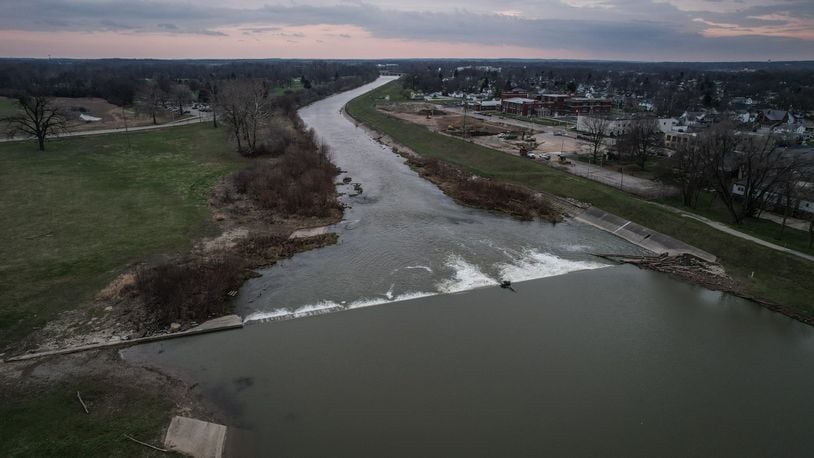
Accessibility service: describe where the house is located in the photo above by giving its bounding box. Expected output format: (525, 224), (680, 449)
(576, 115), (633, 137)
(539, 94), (571, 116)
(501, 89), (529, 99)
(565, 97), (613, 115)
(501, 97), (540, 116)
(657, 118), (678, 134)
(664, 132), (697, 150)
(758, 109), (793, 127)
(680, 111), (706, 126)
(475, 100), (501, 111)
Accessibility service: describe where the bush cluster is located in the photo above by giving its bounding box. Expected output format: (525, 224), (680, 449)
(411, 157), (560, 221)
(234, 128), (340, 217)
(135, 254), (244, 326)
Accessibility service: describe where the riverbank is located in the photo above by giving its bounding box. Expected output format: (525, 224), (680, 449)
(0, 348), (222, 456)
(345, 79), (814, 325)
(10, 115), (344, 358)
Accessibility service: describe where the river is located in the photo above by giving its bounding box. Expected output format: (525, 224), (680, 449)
(123, 77), (814, 457)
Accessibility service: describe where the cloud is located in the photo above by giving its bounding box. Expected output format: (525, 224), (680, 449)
(0, 0), (811, 60)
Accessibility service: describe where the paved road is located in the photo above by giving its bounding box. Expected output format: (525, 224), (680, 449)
(0, 114), (213, 143)
(558, 156), (679, 199)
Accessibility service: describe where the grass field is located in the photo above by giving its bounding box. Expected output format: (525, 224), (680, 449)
(0, 378), (173, 457)
(0, 124), (246, 350)
(270, 79), (305, 96)
(662, 192), (814, 257)
(347, 80), (814, 319)
(0, 96), (18, 117)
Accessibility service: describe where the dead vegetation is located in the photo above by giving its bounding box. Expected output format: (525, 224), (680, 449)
(407, 156), (562, 222)
(134, 254), (244, 325)
(600, 253), (740, 293)
(129, 113), (342, 329)
(232, 129), (341, 218)
(16, 110), (345, 354)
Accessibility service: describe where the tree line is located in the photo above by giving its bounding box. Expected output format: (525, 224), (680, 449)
(1, 60), (378, 151)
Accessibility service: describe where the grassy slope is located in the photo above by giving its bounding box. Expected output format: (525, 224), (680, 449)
(0, 97), (18, 117)
(0, 379), (172, 457)
(0, 124), (246, 349)
(661, 192), (814, 257)
(347, 81), (814, 318)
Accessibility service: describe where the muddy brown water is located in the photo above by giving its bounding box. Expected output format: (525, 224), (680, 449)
(123, 78), (814, 457)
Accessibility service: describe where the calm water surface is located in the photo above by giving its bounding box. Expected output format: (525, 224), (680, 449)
(123, 78), (814, 456)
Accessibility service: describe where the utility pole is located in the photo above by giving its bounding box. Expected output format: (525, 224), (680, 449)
(122, 106), (131, 153)
(462, 94), (468, 140)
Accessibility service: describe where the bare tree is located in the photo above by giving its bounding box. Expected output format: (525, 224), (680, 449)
(205, 79), (219, 128)
(2, 94), (67, 151)
(703, 123), (792, 224)
(582, 116), (609, 164)
(672, 138), (707, 208)
(703, 123), (743, 223)
(737, 134), (790, 220)
(170, 84), (194, 117)
(134, 80), (167, 125)
(771, 155), (810, 239)
(215, 80), (272, 156)
(619, 118), (661, 170)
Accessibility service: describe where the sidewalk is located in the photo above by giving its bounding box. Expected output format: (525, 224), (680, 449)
(0, 114), (212, 143)
(651, 202), (814, 263)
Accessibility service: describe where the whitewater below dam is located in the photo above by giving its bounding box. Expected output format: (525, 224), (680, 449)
(237, 76), (643, 322)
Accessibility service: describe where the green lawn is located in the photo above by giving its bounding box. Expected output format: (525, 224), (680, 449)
(662, 192), (814, 257)
(270, 79), (305, 96)
(0, 96), (19, 117)
(0, 124), (246, 350)
(0, 378), (173, 457)
(347, 80), (814, 319)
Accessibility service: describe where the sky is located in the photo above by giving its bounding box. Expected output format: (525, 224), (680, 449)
(0, 0), (813, 61)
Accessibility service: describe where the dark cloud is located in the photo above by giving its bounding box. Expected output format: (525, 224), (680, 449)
(0, 0), (811, 59)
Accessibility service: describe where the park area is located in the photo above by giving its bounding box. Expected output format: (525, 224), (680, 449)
(0, 124), (246, 352)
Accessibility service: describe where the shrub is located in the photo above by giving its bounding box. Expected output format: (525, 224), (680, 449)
(135, 254), (244, 326)
(232, 124), (341, 217)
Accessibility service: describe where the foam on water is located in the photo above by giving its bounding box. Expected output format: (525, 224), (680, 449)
(404, 265), (433, 273)
(245, 251), (609, 324)
(245, 291), (436, 323)
(497, 249), (609, 283)
(436, 254), (499, 293)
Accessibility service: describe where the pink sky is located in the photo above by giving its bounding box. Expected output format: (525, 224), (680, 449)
(0, 25), (586, 60)
(1, 0), (812, 61)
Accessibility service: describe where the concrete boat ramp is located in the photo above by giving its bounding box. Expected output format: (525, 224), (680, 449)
(164, 416), (228, 457)
(575, 206), (717, 262)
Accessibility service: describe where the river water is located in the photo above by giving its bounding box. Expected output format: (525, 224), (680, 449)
(234, 77), (641, 320)
(123, 78), (814, 456)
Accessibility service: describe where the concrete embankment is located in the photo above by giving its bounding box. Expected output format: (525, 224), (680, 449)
(3, 315), (243, 363)
(575, 206), (717, 262)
